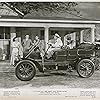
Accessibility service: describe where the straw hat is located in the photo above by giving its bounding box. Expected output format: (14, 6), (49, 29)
(54, 33), (60, 38)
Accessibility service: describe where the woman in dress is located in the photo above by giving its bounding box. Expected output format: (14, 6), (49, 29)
(10, 37), (21, 65)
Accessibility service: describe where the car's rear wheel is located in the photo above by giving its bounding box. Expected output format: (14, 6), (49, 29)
(15, 60), (36, 81)
(77, 59), (95, 78)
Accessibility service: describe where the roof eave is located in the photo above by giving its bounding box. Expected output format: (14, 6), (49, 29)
(0, 18), (100, 24)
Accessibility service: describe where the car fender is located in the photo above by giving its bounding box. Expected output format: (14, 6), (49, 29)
(15, 58), (44, 73)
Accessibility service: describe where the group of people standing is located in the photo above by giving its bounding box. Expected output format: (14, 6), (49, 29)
(10, 35), (40, 65)
(10, 33), (63, 65)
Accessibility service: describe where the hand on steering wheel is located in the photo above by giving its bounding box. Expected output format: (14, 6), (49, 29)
(48, 43), (53, 46)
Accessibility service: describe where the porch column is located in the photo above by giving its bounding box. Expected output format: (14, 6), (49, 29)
(91, 28), (95, 43)
(80, 30), (84, 43)
(10, 27), (16, 39)
(44, 26), (49, 51)
(72, 32), (76, 47)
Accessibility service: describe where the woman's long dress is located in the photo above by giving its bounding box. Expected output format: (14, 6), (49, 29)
(10, 42), (20, 65)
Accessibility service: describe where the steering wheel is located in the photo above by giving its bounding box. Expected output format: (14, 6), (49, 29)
(29, 40), (40, 51)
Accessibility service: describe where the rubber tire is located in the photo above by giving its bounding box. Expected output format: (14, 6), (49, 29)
(15, 60), (36, 81)
(77, 59), (95, 78)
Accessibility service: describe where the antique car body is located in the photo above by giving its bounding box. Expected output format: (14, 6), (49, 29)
(15, 42), (96, 81)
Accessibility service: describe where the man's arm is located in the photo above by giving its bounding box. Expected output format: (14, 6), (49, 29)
(52, 39), (63, 48)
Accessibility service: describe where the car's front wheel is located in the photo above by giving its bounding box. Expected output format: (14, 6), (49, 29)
(77, 59), (95, 78)
(15, 60), (36, 81)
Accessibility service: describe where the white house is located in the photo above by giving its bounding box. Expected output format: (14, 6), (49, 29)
(0, 3), (99, 61)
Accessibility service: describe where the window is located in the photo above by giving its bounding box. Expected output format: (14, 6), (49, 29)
(0, 27), (10, 39)
(0, 27), (4, 39)
(5, 27), (10, 39)
(40, 30), (44, 40)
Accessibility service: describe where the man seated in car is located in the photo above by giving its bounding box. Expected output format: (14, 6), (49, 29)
(33, 35), (45, 58)
(64, 34), (74, 49)
(46, 33), (63, 59)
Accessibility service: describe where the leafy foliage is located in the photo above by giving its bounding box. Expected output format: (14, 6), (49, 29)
(3, 2), (80, 17)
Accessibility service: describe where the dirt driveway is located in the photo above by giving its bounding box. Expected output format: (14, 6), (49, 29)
(0, 66), (100, 89)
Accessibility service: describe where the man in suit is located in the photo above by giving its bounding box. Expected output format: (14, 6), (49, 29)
(22, 35), (33, 52)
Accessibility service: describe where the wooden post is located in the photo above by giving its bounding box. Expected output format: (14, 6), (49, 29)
(10, 27), (16, 39)
(91, 28), (95, 43)
(44, 26), (49, 51)
(72, 32), (76, 47)
(80, 30), (84, 43)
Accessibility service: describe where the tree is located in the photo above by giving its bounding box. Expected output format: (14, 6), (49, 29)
(2, 2), (80, 18)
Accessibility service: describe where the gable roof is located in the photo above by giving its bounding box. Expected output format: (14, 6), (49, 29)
(0, 3), (19, 18)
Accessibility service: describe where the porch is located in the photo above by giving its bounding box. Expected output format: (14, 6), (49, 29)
(0, 19), (96, 61)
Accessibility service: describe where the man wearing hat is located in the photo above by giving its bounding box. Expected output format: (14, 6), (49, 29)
(22, 35), (33, 52)
(47, 33), (63, 59)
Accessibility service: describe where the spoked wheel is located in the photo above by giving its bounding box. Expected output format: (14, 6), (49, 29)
(77, 59), (95, 78)
(15, 60), (36, 81)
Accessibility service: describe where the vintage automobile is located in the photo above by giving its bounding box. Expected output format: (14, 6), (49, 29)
(14, 40), (97, 81)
